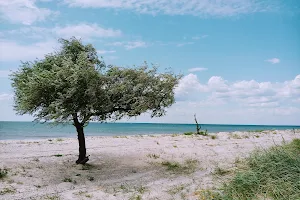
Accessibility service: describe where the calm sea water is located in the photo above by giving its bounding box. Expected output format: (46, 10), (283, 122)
(0, 121), (299, 140)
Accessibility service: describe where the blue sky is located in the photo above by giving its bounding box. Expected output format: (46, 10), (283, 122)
(0, 0), (299, 125)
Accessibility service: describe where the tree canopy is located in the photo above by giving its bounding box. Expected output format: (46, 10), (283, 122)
(11, 37), (181, 164)
(11, 38), (181, 126)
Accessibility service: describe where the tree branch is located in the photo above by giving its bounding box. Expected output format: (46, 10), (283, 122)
(73, 113), (81, 127)
(82, 114), (92, 125)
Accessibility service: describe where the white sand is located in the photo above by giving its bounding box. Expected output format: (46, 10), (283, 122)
(1, 129), (299, 200)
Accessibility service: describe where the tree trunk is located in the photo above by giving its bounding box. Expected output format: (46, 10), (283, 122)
(73, 116), (89, 164)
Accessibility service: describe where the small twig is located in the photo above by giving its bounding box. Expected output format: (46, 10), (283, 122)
(194, 114), (201, 135)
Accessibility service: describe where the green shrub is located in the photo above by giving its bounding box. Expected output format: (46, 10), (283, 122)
(183, 132), (194, 135)
(63, 177), (72, 182)
(0, 187), (16, 195)
(0, 168), (8, 179)
(220, 139), (300, 200)
(211, 135), (217, 139)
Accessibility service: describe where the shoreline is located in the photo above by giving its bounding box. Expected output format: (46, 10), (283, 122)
(1, 129), (299, 199)
(1, 128), (299, 142)
(1, 120), (300, 126)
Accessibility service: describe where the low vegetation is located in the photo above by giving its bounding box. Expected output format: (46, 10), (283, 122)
(248, 130), (265, 133)
(161, 159), (198, 174)
(147, 153), (160, 159)
(206, 138), (300, 200)
(44, 195), (60, 200)
(0, 187), (16, 195)
(63, 177), (72, 182)
(214, 166), (231, 176)
(77, 190), (93, 198)
(129, 194), (142, 200)
(167, 184), (186, 195)
(53, 154), (63, 157)
(183, 130), (208, 136)
(81, 163), (94, 170)
(195, 189), (220, 200)
(211, 135), (217, 139)
(183, 132), (194, 136)
(0, 168), (8, 179)
(230, 133), (243, 139)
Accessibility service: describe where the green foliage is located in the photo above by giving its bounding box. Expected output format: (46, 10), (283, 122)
(184, 130), (208, 136)
(129, 194), (142, 200)
(183, 132), (194, 135)
(214, 166), (230, 176)
(199, 130), (208, 136)
(162, 161), (181, 170)
(44, 195), (60, 200)
(249, 130), (264, 133)
(195, 189), (221, 200)
(0, 187), (16, 195)
(147, 154), (160, 159)
(161, 159), (198, 174)
(167, 184), (186, 195)
(81, 163), (94, 170)
(230, 133), (243, 139)
(194, 114), (208, 136)
(63, 177), (72, 182)
(211, 135), (217, 139)
(220, 139), (300, 200)
(0, 168), (8, 179)
(11, 37), (181, 126)
(136, 186), (147, 194)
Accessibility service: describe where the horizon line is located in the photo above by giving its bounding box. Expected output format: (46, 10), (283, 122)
(0, 121), (299, 127)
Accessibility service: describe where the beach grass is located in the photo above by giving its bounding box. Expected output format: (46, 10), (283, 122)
(215, 138), (300, 200)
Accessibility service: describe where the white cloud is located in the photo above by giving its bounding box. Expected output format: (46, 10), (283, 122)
(266, 58), (280, 64)
(125, 41), (147, 50)
(207, 76), (228, 92)
(278, 75), (300, 98)
(0, 93), (13, 101)
(0, 0), (58, 25)
(5, 27), (51, 39)
(0, 23), (123, 61)
(3, 23), (122, 41)
(192, 35), (208, 40)
(97, 50), (116, 54)
(0, 39), (57, 61)
(64, 0), (278, 17)
(175, 73), (300, 109)
(54, 23), (122, 39)
(188, 68), (208, 72)
(175, 73), (208, 100)
(110, 41), (147, 50)
(248, 102), (279, 108)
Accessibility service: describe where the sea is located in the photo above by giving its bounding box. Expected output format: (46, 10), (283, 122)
(0, 121), (299, 140)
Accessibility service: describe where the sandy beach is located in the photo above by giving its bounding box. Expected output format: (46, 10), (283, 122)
(1, 129), (299, 200)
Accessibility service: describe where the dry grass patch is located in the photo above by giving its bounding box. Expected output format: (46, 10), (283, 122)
(161, 159), (198, 174)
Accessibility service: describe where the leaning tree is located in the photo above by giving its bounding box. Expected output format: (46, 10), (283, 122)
(11, 37), (181, 164)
